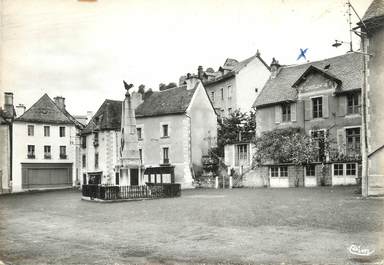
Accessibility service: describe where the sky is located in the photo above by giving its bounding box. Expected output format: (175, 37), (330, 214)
(0, 0), (372, 115)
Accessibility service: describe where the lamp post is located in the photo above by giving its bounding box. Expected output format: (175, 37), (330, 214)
(331, 1), (372, 197)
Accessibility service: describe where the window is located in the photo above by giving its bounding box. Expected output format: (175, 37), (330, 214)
(306, 165), (316, 176)
(346, 128), (360, 155)
(312, 97), (323, 118)
(346, 163), (357, 176)
(282, 104), (291, 122)
(162, 124), (169, 138)
(44, 126), (50, 137)
(311, 130), (326, 162)
(115, 172), (120, 185)
(95, 153), (99, 168)
(82, 154), (86, 168)
(81, 136), (87, 149)
(93, 132), (99, 147)
(280, 166), (288, 177)
(334, 163), (343, 176)
(270, 167), (279, 177)
(59, 126), (66, 137)
(221, 88), (224, 100)
(270, 166), (289, 178)
(44, 145), (51, 159)
(236, 144), (248, 166)
(211, 91), (215, 102)
(139, 149), (143, 164)
(27, 145), (35, 159)
(228, 85), (232, 99)
(347, 94), (360, 114)
(27, 125), (34, 136)
(60, 146), (67, 159)
(162, 147), (169, 164)
(137, 128), (142, 140)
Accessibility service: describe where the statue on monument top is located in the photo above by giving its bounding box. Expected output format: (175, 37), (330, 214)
(123, 81), (134, 97)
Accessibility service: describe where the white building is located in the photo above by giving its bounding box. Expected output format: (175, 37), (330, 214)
(183, 50), (271, 118)
(12, 94), (83, 192)
(80, 78), (217, 189)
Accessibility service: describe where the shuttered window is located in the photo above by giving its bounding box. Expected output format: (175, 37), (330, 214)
(347, 94), (360, 114)
(312, 97), (323, 118)
(282, 104), (291, 122)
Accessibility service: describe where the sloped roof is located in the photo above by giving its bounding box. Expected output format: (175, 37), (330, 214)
(15, 94), (82, 128)
(362, 0), (384, 23)
(253, 52), (363, 108)
(292, 65), (342, 88)
(82, 86), (196, 134)
(204, 54), (270, 86)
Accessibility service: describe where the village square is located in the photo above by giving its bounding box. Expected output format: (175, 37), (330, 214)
(0, 0), (383, 264)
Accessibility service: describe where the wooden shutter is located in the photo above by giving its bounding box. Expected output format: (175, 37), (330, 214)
(290, 103), (297, 122)
(304, 99), (311, 120)
(336, 96), (347, 117)
(337, 128), (346, 154)
(322, 95), (329, 118)
(275, 105), (282, 124)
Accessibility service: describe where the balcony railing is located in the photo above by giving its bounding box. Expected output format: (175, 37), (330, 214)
(44, 154), (51, 159)
(27, 153), (35, 159)
(60, 154), (67, 159)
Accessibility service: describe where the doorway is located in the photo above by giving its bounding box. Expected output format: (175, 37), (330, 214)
(130, 169), (139, 186)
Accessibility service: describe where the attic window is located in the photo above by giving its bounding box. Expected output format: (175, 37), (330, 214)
(324, 64), (330, 70)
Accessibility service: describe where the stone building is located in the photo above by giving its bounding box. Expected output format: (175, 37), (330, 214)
(11, 94), (83, 192)
(359, 0), (384, 196)
(251, 52), (363, 188)
(0, 93), (15, 193)
(80, 77), (217, 189)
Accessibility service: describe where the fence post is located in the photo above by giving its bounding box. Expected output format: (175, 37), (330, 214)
(229, 176), (233, 189)
(215, 176), (219, 189)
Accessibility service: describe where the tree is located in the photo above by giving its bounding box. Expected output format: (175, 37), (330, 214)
(214, 109), (256, 157)
(159, 82), (177, 91)
(252, 127), (338, 167)
(138, 84), (145, 96)
(143, 88), (153, 99)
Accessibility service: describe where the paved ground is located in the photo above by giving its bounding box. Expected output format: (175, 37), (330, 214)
(0, 186), (383, 265)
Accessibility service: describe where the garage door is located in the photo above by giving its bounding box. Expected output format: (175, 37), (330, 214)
(22, 163), (72, 189)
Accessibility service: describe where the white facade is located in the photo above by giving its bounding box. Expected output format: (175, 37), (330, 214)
(12, 122), (79, 192)
(80, 81), (217, 189)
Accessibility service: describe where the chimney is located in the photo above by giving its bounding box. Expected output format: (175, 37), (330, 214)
(270, 57), (281, 79)
(86, 111), (94, 123)
(4, 92), (14, 116)
(54, 96), (66, 110)
(197, 65), (204, 80)
(15, 104), (26, 117)
(185, 73), (200, 90)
